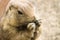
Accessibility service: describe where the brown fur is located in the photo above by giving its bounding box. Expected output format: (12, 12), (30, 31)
(0, 0), (41, 40)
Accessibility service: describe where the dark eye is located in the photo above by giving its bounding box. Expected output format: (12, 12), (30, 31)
(18, 11), (23, 14)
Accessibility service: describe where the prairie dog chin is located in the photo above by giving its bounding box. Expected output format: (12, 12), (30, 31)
(0, 0), (41, 40)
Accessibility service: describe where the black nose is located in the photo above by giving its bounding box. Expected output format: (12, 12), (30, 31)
(33, 20), (41, 27)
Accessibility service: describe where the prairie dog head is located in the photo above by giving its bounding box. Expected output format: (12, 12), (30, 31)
(2, 0), (36, 27)
(1, 0), (41, 40)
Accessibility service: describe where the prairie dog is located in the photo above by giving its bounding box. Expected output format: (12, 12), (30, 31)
(0, 0), (41, 40)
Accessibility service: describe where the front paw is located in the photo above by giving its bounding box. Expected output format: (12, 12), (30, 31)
(27, 23), (36, 32)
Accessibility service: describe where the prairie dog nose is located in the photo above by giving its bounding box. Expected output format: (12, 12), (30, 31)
(33, 19), (41, 27)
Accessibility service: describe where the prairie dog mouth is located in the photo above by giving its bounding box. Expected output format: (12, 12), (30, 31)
(15, 19), (41, 32)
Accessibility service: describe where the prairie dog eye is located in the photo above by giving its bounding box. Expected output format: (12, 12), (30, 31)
(18, 10), (23, 15)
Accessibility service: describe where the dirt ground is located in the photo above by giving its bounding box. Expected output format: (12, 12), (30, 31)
(36, 0), (60, 40)
(0, 0), (60, 40)
(0, 0), (9, 18)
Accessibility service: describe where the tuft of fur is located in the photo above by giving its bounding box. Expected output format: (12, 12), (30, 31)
(0, 0), (41, 40)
